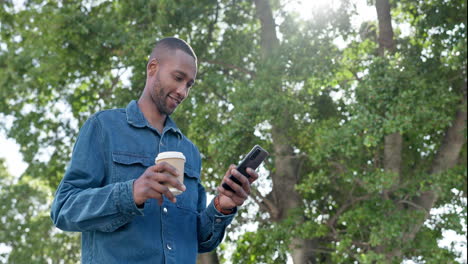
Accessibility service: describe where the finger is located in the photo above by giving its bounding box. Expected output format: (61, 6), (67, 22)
(155, 171), (186, 193)
(141, 186), (164, 205)
(224, 164), (237, 178)
(223, 175), (248, 199)
(163, 188), (177, 203)
(165, 174), (186, 192)
(246, 167), (259, 184)
(146, 171), (186, 201)
(217, 185), (247, 207)
(152, 162), (179, 177)
(147, 170), (186, 192)
(243, 177), (251, 196)
(231, 169), (251, 195)
(217, 185), (236, 199)
(145, 170), (172, 183)
(146, 179), (177, 203)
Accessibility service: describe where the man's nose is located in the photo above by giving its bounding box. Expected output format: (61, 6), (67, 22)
(175, 85), (188, 99)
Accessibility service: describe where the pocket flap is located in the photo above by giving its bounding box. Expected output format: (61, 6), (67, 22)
(184, 164), (200, 180)
(112, 152), (153, 167)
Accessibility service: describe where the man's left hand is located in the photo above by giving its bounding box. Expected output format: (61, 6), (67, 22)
(217, 164), (259, 211)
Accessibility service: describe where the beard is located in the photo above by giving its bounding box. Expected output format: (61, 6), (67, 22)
(152, 73), (175, 116)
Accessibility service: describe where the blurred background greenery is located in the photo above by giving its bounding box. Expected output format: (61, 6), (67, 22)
(0, 0), (466, 263)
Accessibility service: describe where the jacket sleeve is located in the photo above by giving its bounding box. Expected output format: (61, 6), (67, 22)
(196, 182), (236, 253)
(50, 115), (143, 232)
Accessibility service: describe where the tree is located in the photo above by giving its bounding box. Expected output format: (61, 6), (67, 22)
(0, 0), (466, 263)
(228, 0), (466, 263)
(0, 159), (80, 263)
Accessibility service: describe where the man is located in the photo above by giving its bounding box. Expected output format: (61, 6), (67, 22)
(51, 37), (258, 263)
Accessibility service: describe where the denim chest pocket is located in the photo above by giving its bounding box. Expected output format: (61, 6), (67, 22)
(175, 165), (200, 212)
(111, 152), (154, 182)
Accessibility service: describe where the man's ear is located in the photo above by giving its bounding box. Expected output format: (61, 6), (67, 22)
(147, 59), (159, 76)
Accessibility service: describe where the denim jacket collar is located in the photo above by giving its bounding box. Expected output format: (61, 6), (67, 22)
(126, 100), (182, 138)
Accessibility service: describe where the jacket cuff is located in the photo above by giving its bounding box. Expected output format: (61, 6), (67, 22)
(198, 199), (236, 252)
(116, 180), (145, 216)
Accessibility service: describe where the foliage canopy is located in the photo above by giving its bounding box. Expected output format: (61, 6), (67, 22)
(0, 0), (466, 263)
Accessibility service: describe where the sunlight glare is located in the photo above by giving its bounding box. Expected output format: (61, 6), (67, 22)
(285, 0), (340, 20)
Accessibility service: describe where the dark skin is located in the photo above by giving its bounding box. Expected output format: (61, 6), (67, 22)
(133, 49), (258, 210)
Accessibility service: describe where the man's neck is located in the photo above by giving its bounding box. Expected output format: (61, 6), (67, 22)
(137, 97), (166, 134)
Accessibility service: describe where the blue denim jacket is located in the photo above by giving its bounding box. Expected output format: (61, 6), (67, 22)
(51, 100), (235, 264)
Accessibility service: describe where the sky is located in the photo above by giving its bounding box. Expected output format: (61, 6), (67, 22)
(0, 0), (466, 263)
(0, 130), (27, 177)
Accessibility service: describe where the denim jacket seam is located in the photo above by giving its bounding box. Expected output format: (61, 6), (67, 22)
(100, 215), (130, 232)
(87, 231), (94, 263)
(112, 151), (151, 159)
(114, 181), (123, 213)
(90, 115), (107, 167)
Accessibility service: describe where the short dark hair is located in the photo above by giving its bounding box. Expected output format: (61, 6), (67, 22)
(149, 37), (197, 62)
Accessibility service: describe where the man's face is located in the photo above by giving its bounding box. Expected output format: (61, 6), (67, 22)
(150, 49), (197, 116)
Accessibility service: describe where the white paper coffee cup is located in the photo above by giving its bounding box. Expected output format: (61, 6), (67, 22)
(155, 151), (186, 196)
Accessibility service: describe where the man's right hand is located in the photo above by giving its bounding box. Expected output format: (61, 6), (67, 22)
(133, 162), (186, 206)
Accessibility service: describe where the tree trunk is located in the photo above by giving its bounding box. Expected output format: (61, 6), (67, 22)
(375, 0), (395, 55)
(270, 127), (302, 221)
(375, 0), (402, 261)
(376, 0), (402, 178)
(376, 0), (403, 177)
(197, 251), (220, 264)
(253, 0), (316, 263)
(290, 238), (318, 264)
(384, 132), (402, 175)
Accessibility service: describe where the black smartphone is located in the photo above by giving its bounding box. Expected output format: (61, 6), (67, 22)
(222, 145), (269, 192)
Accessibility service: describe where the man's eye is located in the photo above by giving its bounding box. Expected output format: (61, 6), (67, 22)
(175, 76), (183, 81)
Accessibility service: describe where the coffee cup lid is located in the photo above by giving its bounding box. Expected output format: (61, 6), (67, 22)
(155, 151), (186, 162)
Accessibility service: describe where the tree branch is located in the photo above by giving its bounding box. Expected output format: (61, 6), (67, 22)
(330, 161), (347, 174)
(405, 81), (468, 241)
(351, 70), (363, 82)
(397, 200), (430, 217)
(431, 81), (467, 175)
(251, 188), (280, 220)
(202, 59), (256, 78)
(327, 194), (373, 228)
